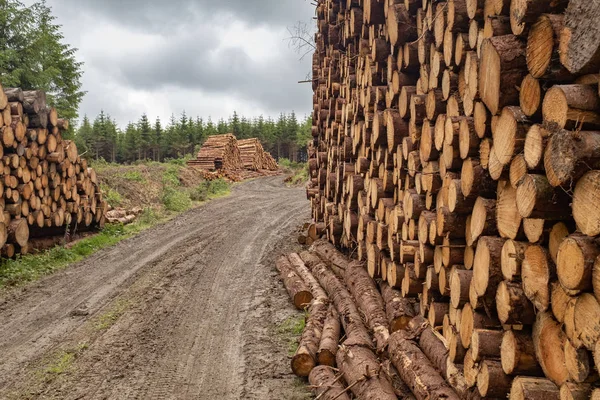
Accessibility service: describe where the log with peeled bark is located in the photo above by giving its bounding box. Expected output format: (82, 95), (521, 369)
(388, 330), (460, 400)
(572, 170), (600, 237)
(559, 0), (600, 74)
(299, 251), (372, 349)
(292, 296), (328, 377)
(275, 255), (313, 310)
(509, 376), (560, 400)
(380, 281), (416, 332)
(317, 305), (340, 367)
(308, 365), (351, 400)
(336, 344), (397, 400)
(533, 311), (570, 386)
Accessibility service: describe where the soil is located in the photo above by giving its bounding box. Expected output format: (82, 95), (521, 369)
(0, 176), (312, 400)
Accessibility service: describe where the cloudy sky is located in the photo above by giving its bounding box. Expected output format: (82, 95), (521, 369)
(24, 0), (315, 127)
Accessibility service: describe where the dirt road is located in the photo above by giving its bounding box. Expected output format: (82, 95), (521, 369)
(0, 177), (311, 400)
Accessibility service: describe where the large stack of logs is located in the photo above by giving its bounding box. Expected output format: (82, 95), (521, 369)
(238, 138), (278, 171)
(303, 0), (600, 398)
(187, 133), (243, 171)
(0, 83), (107, 258)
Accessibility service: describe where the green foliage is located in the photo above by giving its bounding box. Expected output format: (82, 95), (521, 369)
(120, 170), (145, 183)
(0, 0), (84, 121)
(190, 179), (231, 202)
(290, 165), (309, 185)
(277, 315), (307, 356)
(161, 186), (192, 212)
(100, 183), (122, 207)
(162, 165), (181, 187)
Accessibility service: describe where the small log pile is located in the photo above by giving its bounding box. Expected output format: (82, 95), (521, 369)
(106, 207), (143, 225)
(302, 0), (600, 398)
(187, 133), (243, 171)
(0, 82), (107, 258)
(237, 138), (278, 171)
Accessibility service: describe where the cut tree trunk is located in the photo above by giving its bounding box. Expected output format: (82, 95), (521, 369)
(336, 344), (397, 400)
(559, 0), (600, 74)
(388, 330), (460, 400)
(309, 365), (351, 400)
(275, 255), (313, 310)
(317, 305), (340, 367)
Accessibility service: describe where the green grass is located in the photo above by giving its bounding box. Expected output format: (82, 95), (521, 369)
(190, 179), (231, 202)
(277, 314), (307, 356)
(162, 164), (182, 187)
(0, 210), (163, 290)
(38, 342), (88, 382)
(120, 170), (146, 183)
(280, 158), (308, 186)
(100, 183), (123, 207)
(162, 186), (192, 212)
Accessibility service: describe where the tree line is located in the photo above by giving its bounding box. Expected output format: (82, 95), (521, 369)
(74, 111), (313, 164)
(0, 1), (312, 164)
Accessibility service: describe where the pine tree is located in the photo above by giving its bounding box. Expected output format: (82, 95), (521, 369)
(230, 111), (241, 137)
(124, 122), (140, 162)
(0, 1), (85, 121)
(75, 115), (92, 155)
(138, 113), (151, 159)
(205, 117), (217, 137)
(217, 117), (228, 134)
(153, 117), (162, 161)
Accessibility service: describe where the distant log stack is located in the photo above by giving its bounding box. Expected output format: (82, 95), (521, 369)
(300, 0), (600, 398)
(237, 138), (278, 171)
(187, 133), (243, 171)
(0, 82), (107, 258)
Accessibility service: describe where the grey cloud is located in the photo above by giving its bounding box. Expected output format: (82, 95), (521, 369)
(49, 0), (314, 31)
(24, 0), (314, 125)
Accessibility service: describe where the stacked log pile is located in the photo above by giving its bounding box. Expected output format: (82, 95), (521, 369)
(0, 83), (107, 258)
(238, 138), (278, 171)
(301, 0), (600, 398)
(187, 133), (243, 171)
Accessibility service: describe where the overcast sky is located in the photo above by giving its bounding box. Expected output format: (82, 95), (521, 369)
(24, 0), (315, 127)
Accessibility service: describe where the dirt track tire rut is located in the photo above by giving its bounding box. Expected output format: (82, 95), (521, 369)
(0, 177), (311, 400)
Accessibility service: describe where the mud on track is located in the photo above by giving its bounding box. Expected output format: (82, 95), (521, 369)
(0, 176), (311, 400)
